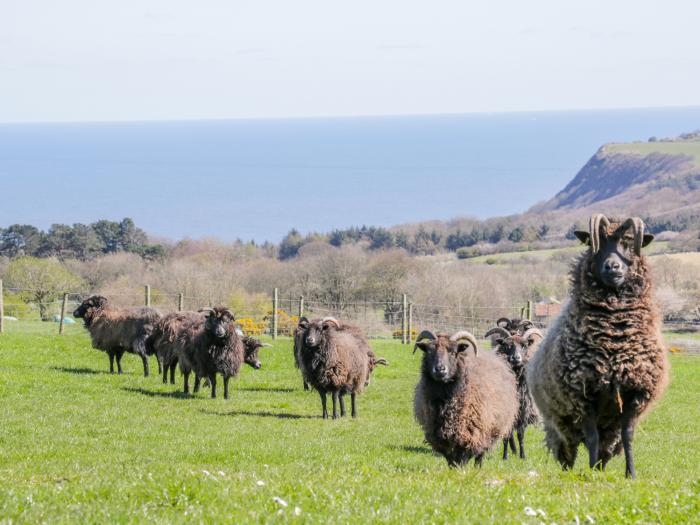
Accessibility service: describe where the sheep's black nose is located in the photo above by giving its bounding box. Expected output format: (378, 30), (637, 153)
(604, 260), (621, 272)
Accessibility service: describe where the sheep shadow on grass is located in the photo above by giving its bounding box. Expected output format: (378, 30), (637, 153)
(121, 386), (204, 400)
(390, 444), (437, 456)
(200, 408), (319, 420)
(237, 386), (295, 393)
(51, 366), (109, 375)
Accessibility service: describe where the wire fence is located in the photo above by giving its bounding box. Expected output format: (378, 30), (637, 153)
(1, 283), (699, 351)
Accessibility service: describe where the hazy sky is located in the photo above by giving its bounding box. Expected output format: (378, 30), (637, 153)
(2, 0), (699, 123)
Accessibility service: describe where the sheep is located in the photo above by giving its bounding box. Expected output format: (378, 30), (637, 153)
(241, 335), (271, 370)
(484, 325), (543, 460)
(293, 323), (310, 391)
(526, 214), (669, 478)
(295, 316), (380, 419)
(488, 317), (534, 348)
(413, 330), (518, 467)
(176, 306), (258, 399)
(73, 295), (161, 377)
(145, 311), (204, 384)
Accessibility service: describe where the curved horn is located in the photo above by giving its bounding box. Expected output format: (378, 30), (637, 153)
(375, 357), (389, 366)
(261, 342), (273, 348)
(322, 316), (341, 329)
(449, 330), (479, 356)
(198, 307), (215, 315)
(521, 327), (544, 343)
(517, 319), (534, 332)
(496, 317), (511, 328)
(484, 327), (511, 340)
(621, 217), (645, 256)
(413, 330), (437, 354)
(221, 308), (235, 321)
(589, 214), (610, 254)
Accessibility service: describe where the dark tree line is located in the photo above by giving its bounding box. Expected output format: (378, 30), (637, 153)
(0, 218), (166, 261)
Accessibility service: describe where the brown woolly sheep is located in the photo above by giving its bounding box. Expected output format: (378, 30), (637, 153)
(484, 326), (543, 459)
(295, 316), (383, 419)
(73, 295), (161, 376)
(145, 311), (204, 384)
(176, 307), (257, 399)
(527, 214), (669, 478)
(241, 335), (271, 370)
(413, 330), (518, 467)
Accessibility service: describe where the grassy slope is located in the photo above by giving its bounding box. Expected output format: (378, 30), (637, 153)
(606, 141), (700, 165)
(0, 325), (699, 524)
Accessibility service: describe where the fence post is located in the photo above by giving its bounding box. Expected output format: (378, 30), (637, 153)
(408, 302), (413, 343)
(272, 288), (279, 339)
(527, 300), (533, 321)
(178, 293), (184, 312)
(402, 293), (408, 345)
(0, 279), (4, 334)
(59, 293), (69, 334)
(298, 295), (304, 318)
(145, 285), (151, 307)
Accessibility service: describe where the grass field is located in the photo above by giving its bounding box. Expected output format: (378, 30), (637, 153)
(1, 325), (699, 524)
(606, 140), (700, 165)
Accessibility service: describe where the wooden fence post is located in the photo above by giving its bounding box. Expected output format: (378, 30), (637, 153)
(145, 285), (151, 307)
(408, 302), (413, 343)
(298, 295), (304, 318)
(402, 294), (408, 345)
(272, 288), (279, 339)
(178, 293), (184, 312)
(527, 300), (533, 321)
(0, 279), (4, 335)
(59, 293), (69, 334)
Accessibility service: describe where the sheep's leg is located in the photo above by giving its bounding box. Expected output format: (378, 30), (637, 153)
(339, 393), (346, 417)
(156, 355), (162, 374)
(140, 354), (150, 377)
(183, 371), (190, 394)
(331, 391), (339, 419)
(502, 438), (509, 460)
(319, 390), (328, 419)
(621, 407), (638, 479)
(351, 392), (357, 418)
(223, 376), (230, 400)
(193, 375), (201, 393)
(108, 351), (115, 374)
(583, 415), (601, 470)
(169, 360), (177, 385)
(475, 453), (485, 468)
(509, 435), (517, 454)
(303, 380), (309, 391)
(518, 427), (526, 459)
(115, 351), (124, 374)
(209, 374), (217, 399)
(162, 357), (169, 384)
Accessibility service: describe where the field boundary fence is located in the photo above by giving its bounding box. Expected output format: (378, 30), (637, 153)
(1, 282), (699, 351)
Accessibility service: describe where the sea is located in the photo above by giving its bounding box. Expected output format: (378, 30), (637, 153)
(1, 107), (700, 242)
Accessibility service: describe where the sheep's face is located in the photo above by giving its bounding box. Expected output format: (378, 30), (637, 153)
(203, 308), (235, 340)
(297, 317), (336, 349)
(243, 336), (264, 369)
(575, 220), (654, 290)
(494, 337), (528, 370)
(415, 335), (469, 383)
(73, 295), (108, 322)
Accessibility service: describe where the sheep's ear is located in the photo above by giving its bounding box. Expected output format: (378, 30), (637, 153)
(574, 231), (590, 245)
(413, 340), (432, 355)
(298, 317), (309, 328)
(642, 233), (654, 248)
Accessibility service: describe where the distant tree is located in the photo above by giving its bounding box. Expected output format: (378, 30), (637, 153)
(92, 220), (121, 253)
(4, 256), (83, 320)
(368, 227), (395, 250)
(508, 227), (524, 243)
(0, 224), (43, 257)
(279, 229), (305, 260)
(117, 218), (147, 252)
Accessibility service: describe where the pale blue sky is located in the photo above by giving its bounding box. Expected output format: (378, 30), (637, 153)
(1, 0), (699, 123)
